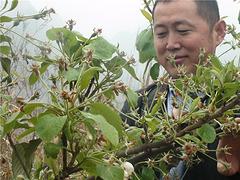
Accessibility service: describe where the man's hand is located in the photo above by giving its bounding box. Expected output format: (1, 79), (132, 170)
(216, 118), (240, 176)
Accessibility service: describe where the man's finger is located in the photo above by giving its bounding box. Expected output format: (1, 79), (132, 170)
(216, 136), (240, 176)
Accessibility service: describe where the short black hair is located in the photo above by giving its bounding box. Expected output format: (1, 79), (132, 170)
(152, 0), (220, 30)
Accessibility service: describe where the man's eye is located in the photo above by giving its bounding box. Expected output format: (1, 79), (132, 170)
(156, 32), (167, 38)
(177, 30), (190, 34)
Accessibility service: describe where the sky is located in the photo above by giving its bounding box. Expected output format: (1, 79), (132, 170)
(30, 0), (148, 56)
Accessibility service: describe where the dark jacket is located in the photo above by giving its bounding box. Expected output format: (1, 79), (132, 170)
(121, 82), (240, 180)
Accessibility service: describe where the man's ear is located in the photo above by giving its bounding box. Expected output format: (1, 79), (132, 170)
(214, 20), (226, 46)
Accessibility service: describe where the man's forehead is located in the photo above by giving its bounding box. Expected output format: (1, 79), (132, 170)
(153, 0), (198, 19)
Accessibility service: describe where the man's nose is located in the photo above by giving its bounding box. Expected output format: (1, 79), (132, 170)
(166, 34), (181, 51)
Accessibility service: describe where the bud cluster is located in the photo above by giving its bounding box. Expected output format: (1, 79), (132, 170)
(113, 82), (127, 95)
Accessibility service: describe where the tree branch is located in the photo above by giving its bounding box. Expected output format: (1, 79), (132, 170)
(128, 144), (175, 165)
(117, 94), (240, 163)
(176, 93), (240, 137)
(143, 0), (152, 14)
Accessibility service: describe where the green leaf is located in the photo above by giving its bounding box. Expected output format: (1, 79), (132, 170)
(39, 62), (50, 74)
(126, 88), (139, 109)
(44, 143), (61, 159)
(196, 123), (216, 143)
(145, 117), (159, 133)
(8, 0), (18, 12)
(81, 112), (119, 146)
(223, 82), (240, 99)
(103, 88), (115, 99)
(183, 134), (201, 144)
(127, 127), (144, 144)
(28, 62), (50, 85)
(174, 79), (184, 91)
(91, 102), (124, 136)
(0, 125), (3, 138)
(141, 167), (156, 180)
(3, 112), (19, 134)
(45, 157), (59, 175)
(189, 97), (200, 112)
(140, 9), (152, 23)
(136, 29), (156, 63)
(74, 31), (88, 42)
(0, 16), (12, 23)
(223, 61), (235, 83)
(150, 95), (163, 116)
(105, 56), (124, 74)
(78, 67), (102, 91)
(83, 37), (116, 60)
(0, 93), (12, 101)
(46, 27), (77, 43)
(65, 67), (79, 82)
(16, 127), (35, 141)
(76, 152), (87, 164)
(150, 63), (159, 80)
(123, 62), (139, 81)
(22, 103), (45, 115)
(0, 35), (12, 43)
(46, 28), (78, 56)
(1, 57), (11, 74)
(211, 55), (223, 70)
(1, 75), (12, 83)
(158, 161), (168, 175)
(105, 56), (139, 80)
(12, 139), (41, 178)
(35, 114), (67, 142)
(96, 164), (124, 180)
(0, 46), (10, 55)
(27, 55), (53, 63)
(80, 158), (103, 176)
(211, 69), (223, 87)
(49, 91), (59, 106)
(12, 103), (45, 123)
(29, 73), (38, 86)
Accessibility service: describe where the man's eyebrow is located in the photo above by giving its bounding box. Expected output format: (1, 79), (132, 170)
(173, 20), (195, 28)
(153, 24), (166, 31)
(154, 20), (195, 30)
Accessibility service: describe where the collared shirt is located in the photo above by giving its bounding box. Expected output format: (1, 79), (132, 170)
(167, 86), (191, 118)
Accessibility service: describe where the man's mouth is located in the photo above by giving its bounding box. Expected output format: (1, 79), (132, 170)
(174, 56), (187, 65)
(166, 55), (187, 66)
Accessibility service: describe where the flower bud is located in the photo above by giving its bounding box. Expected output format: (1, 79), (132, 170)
(122, 162), (134, 177)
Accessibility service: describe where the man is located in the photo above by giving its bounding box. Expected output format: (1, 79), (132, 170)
(122, 0), (240, 179)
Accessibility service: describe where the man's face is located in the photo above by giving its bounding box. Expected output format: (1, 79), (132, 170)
(153, 0), (219, 78)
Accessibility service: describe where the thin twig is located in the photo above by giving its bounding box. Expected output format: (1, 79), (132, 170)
(143, 0), (152, 14)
